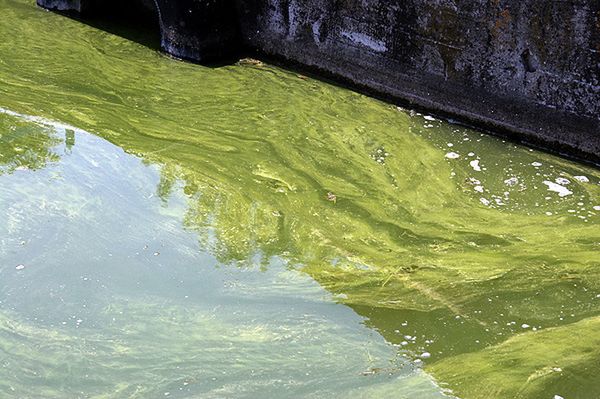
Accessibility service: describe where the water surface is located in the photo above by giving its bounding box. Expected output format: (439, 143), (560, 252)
(1, 1), (600, 398)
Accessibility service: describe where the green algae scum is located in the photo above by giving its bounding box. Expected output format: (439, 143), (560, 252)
(1, 1), (600, 398)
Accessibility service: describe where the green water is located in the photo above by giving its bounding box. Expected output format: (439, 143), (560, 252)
(1, 1), (600, 398)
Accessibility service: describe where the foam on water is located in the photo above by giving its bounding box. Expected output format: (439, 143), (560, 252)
(543, 181), (573, 197)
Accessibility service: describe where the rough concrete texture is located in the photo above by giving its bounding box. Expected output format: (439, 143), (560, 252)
(37, 0), (600, 163)
(154, 0), (239, 62)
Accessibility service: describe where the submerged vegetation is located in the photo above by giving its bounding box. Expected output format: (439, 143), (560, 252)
(1, 0), (599, 397)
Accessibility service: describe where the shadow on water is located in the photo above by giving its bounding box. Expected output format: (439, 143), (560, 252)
(47, 0), (163, 51)
(39, 0), (244, 67)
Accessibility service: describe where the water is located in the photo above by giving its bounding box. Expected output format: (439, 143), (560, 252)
(1, 0), (599, 398)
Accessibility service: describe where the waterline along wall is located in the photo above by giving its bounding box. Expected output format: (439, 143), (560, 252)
(37, 0), (600, 163)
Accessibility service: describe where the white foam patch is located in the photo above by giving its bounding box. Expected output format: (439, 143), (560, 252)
(574, 175), (590, 183)
(445, 152), (460, 159)
(543, 181), (573, 197)
(470, 160), (481, 172)
(504, 177), (518, 186)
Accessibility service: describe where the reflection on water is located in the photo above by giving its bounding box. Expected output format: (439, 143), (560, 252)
(0, 113), (449, 398)
(0, 113), (61, 174)
(1, 0), (600, 397)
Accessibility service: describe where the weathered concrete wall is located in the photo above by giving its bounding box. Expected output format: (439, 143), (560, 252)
(37, 0), (600, 163)
(154, 0), (238, 61)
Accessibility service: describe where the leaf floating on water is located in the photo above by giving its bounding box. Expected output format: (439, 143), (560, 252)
(327, 192), (337, 203)
(238, 58), (264, 67)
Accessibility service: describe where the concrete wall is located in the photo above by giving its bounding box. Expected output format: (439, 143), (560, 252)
(37, 0), (600, 163)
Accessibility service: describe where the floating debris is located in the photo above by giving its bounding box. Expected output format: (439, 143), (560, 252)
(239, 58), (264, 67)
(470, 160), (482, 172)
(504, 177), (519, 186)
(543, 181), (573, 197)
